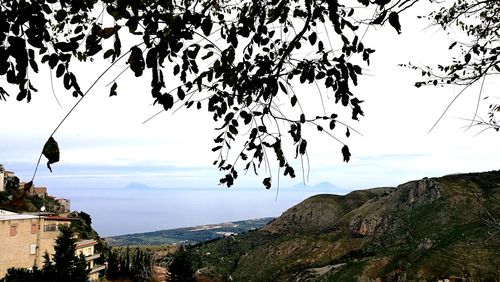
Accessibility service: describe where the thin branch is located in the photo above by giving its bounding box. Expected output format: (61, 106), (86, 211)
(31, 46), (138, 182)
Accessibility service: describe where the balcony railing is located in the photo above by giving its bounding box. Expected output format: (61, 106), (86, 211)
(89, 264), (105, 274)
(85, 254), (100, 261)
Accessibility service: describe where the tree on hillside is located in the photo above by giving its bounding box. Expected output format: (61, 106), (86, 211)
(168, 246), (196, 282)
(44, 225), (89, 282)
(0, 267), (43, 282)
(0, 0), (494, 187)
(4, 176), (20, 195)
(105, 247), (156, 281)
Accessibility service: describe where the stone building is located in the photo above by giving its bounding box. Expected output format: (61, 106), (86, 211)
(0, 211), (103, 281)
(30, 186), (48, 198)
(0, 165), (17, 192)
(55, 198), (71, 213)
(76, 239), (105, 281)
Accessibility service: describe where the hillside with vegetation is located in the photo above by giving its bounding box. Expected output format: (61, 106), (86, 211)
(169, 171), (500, 281)
(105, 218), (274, 246)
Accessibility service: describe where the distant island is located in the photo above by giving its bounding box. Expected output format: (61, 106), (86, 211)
(123, 182), (152, 190)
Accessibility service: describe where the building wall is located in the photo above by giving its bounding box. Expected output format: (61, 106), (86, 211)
(56, 199), (71, 213)
(0, 217), (72, 278)
(31, 187), (48, 198)
(0, 170), (4, 192)
(0, 218), (39, 277)
(36, 219), (70, 267)
(76, 245), (94, 257)
(0, 216), (101, 281)
(75, 241), (102, 281)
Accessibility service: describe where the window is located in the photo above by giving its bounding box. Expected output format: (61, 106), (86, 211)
(44, 224), (57, 232)
(10, 225), (16, 236)
(30, 244), (36, 255)
(31, 224), (37, 234)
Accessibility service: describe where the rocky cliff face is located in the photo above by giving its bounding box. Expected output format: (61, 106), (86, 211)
(262, 187), (394, 234)
(346, 178), (442, 238)
(193, 171), (500, 282)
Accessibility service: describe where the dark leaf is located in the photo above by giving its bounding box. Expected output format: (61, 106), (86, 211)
(329, 120), (336, 130)
(308, 32), (317, 45)
(341, 145), (351, 162)
(110, 82), (117, 96)
(299, 139), (307, 155)
(263, 177), (271, 189)
(372, 10), (387, 25)
(159, 93), (174, 111)
(279, 82), (287, 94)
(375, 0), (391, 6)
(42, 137), (60, 172)
(201, 51), (214, 60)
(98, 26), (121, 39)
(464, 53), (471, 64)
(388, 12), (401, 34)
(103, 49), (114, 59)
(56, 64), (65, 78)
(55, 9), (67, 22)
(177, 87), (185, 100)
(201, 16), (213, 36)
(128, 46), (145, 77)
(54, 41), (78, 52)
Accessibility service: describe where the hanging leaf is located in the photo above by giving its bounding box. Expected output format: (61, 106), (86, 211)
(299, 139), (307, 155)
(388, 12), (401, 34)
(110, 82), (117, 96)
(341, 145), (351, 162)
(201, 51), (214, 60)
(42, 137), (60, 172)
(177, 87), (185, 100)
(329, 120), (336, 130)
(201, 16), (213, 36)
(464, 53), (471, 64)
(55, 64), (65, 78)
(263, 177), (271, 189)
(308, 32), (317, 45)
(128, 46), (145, 77)
(279, 81), (287, 94)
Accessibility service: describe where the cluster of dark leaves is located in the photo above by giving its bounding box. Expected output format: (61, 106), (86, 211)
(409, 0), (500, 131)
(0, 0), (405, 188)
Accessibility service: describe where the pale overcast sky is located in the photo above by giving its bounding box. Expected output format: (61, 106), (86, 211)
(1, 3), (499, 193)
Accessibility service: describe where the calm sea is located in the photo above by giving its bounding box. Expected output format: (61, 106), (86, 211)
(48, 187), (320, 237)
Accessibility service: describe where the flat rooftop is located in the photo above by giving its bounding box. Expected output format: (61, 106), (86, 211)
(0, 214), (40, 221)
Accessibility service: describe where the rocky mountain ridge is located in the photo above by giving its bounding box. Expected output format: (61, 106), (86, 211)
(190, 170), (500, 281)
